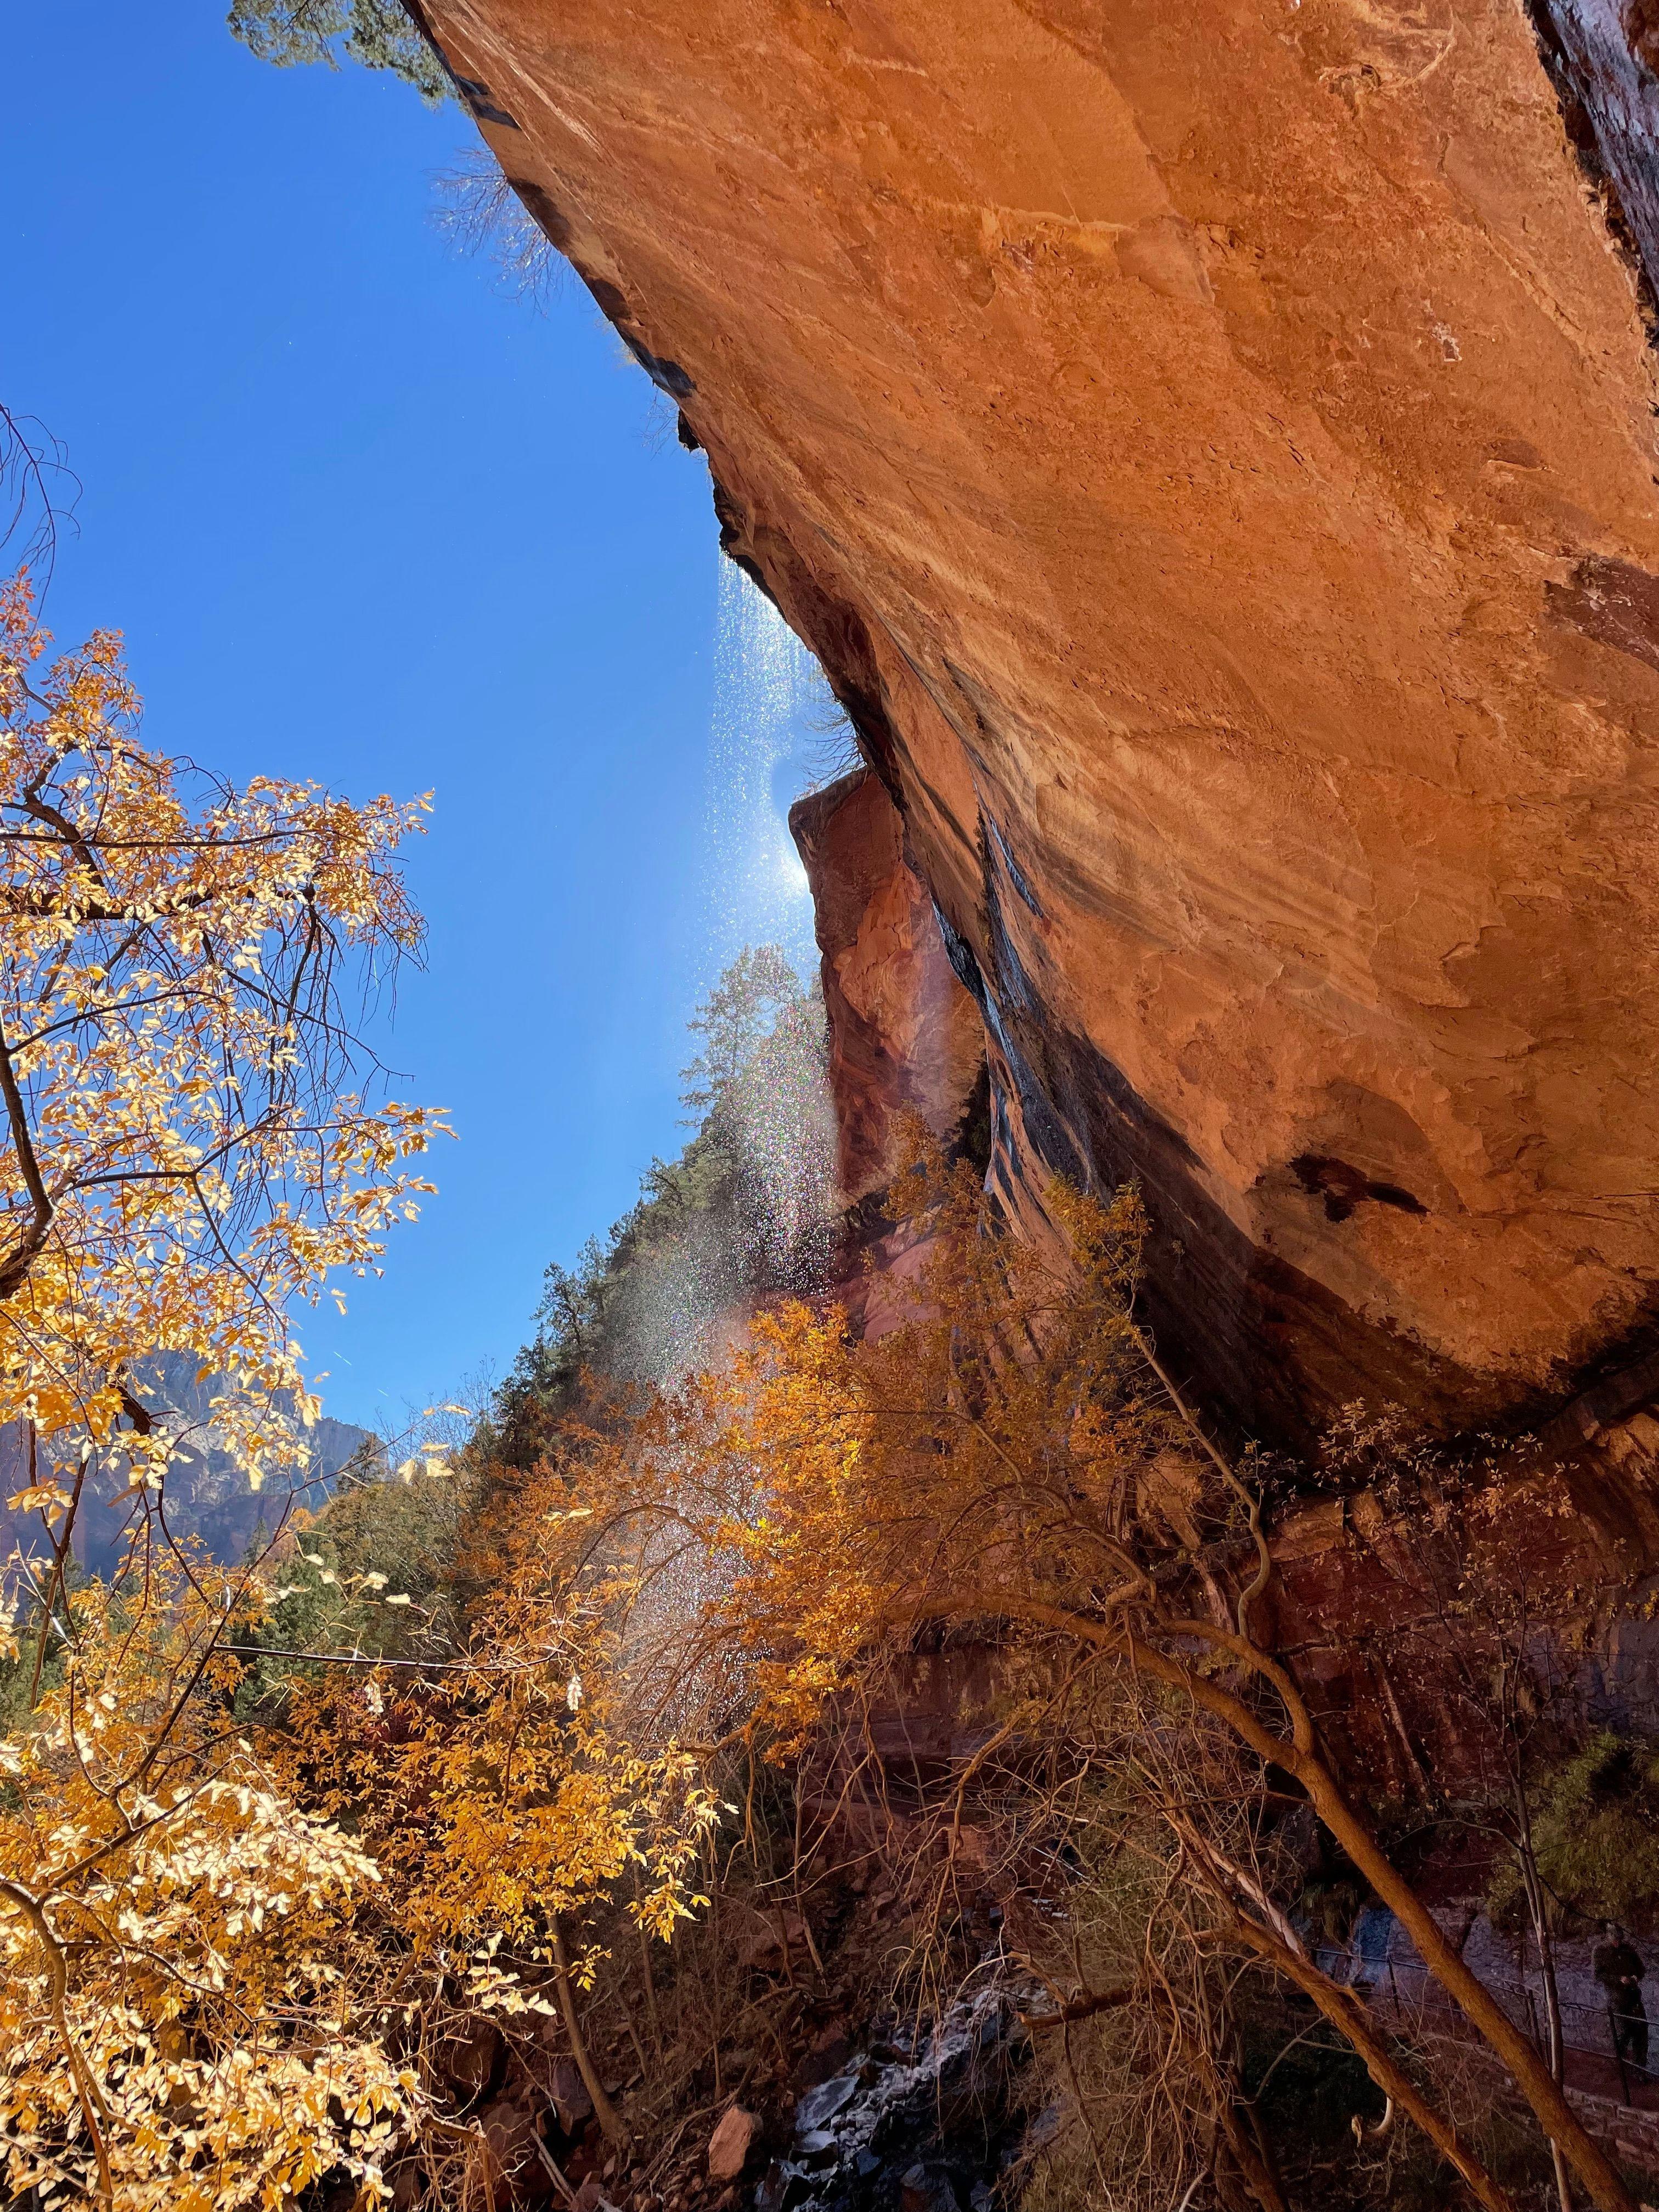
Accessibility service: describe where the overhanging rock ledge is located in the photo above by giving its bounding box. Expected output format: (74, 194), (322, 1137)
(427, 0), (1659, 1447)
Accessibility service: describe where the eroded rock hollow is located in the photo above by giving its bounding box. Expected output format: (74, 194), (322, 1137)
(425, 0), (1659, 1444)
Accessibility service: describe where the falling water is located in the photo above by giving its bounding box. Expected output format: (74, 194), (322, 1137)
(613, 563), (856, 1723)
(614, 564), (848, 1388)
(703, 563), (843, 1285)
(702, 559), (829, 983)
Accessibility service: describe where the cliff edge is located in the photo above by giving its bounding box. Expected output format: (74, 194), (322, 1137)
(426, 0), (1659, 1444)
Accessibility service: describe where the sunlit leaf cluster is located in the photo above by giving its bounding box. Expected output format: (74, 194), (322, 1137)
(0, 572), (448, 1484)
(0, 1559), (415, 2209)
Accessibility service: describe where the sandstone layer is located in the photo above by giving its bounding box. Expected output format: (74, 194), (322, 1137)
(424, 0), (1659, 1440)
(789, 768), (984, 1204)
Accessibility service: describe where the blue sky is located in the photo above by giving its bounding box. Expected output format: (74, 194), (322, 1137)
(9, 4), (822, 1430)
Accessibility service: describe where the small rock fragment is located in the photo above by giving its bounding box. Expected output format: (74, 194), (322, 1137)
(707, 2105), (760, 2182)
(755, 2165), (810, 2212)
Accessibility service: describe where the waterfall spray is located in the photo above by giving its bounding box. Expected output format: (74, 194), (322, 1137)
(702, 559), (826, 983)
(585, 562), (850, 1391)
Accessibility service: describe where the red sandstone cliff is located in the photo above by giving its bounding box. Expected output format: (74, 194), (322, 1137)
(788, 768), (983, 1204)
(421, 0), (1659, 1449)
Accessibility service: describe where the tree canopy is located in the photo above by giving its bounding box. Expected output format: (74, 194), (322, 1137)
(225, 0), (447, 103)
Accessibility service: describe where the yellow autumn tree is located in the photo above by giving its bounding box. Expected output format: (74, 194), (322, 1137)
(0, 1556), (414, 2211)
(0, 568), (452, 2209)
(0, 557), (726, 2204)
(275, 1455), (723, 2154)
(0, 568), (447, 1536)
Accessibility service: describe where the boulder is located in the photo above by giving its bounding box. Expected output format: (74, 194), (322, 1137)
(795, 2024), (851, 2091)
(479, 2095), (551, 2209)
(546, 2055), (595, 2142)
(733, 1905), (811, 1973)
(899, 2166), (958, 2212)
(437, 2013), (504, 2109)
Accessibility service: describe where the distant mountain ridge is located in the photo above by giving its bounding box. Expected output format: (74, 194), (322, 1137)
(1, 1355), (374, 1577)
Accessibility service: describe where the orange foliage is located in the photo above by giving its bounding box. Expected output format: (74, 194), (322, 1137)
(516, 1140), (1167, 1759)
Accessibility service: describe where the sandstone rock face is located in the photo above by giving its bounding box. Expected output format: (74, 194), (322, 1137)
(425, 0), (1659, 1436)
(789, 769), (983, 1201)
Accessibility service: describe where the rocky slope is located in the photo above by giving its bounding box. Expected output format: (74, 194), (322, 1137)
(422, 0), (1659, 1448)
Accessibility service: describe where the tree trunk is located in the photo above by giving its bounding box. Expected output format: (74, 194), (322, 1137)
(1517, 1790), (1575, 2212)
(1176, 2022), (1290, 2212)
(1120, 1622), (1638, 2212)
(551, 1917), (627, 2147)
(950, 1593), (1638, 2212)
(1221, 1909), (1520, 2212)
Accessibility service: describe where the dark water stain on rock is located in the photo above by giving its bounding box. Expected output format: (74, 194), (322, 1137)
(1547, 552), (1659, 676)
